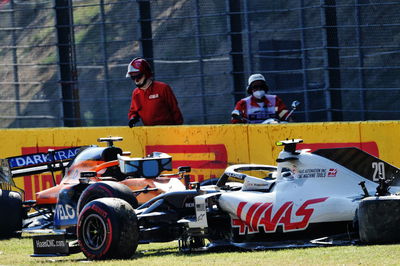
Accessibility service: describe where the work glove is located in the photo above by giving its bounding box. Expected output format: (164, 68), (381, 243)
(231, 110), (242, 120)
(231, 110), (247, 123)
(128, 116), (140, 128)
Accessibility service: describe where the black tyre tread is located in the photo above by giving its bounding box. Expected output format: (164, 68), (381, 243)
(77, 198), (139, 260)
(358, 195), (400, 243)
(0, 190), (22, 238)
(77, 181), (138, 214)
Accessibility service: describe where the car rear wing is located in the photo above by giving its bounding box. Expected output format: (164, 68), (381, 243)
(0, 147), (84, 180)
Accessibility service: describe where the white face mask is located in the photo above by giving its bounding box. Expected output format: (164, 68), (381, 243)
(253, 90), (265, 99)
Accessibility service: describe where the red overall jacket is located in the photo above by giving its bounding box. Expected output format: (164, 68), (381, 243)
(231, 94), (289, 123)
(128, 81), (183, 126)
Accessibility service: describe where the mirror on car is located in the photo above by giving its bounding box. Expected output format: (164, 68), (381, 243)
(178, 166), (191, 173)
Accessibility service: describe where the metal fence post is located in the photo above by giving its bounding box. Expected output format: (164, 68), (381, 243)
(227, 0), (245, 103)
(320, 0), (331, 121)
(137, 0), (154, 69)
(300, 0), (310, 122)
(194, 0), (207, 124)
(100, 0), (110, 125)
(55, 0), (81, 126)
(355, 0), (366, 120)
(10, 0), (21, 127)
(324, 0), (342, 121)
(243, 0), (253, 76)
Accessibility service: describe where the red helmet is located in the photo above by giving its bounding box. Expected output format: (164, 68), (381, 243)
(125, 57), (153, 79)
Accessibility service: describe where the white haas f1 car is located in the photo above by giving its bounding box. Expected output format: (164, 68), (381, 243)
(33, 139), (400, 259)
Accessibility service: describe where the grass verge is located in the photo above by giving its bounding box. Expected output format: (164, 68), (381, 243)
(0, 234), (400, 265)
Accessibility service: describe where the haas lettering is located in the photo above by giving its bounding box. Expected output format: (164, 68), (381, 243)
(232, 197), (328, 235)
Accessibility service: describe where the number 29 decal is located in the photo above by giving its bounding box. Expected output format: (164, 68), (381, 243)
(372, 162), (385, 181)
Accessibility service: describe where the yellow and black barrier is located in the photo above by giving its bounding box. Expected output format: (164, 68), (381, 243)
(1, 121), (399, 200)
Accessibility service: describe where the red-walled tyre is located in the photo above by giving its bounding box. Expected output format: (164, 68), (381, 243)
(77, 181), (138, 214)
(77, 198), (138, 260)
(0, 190), (22, 238)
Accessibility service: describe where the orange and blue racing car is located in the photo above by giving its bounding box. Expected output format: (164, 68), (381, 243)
(0, 136), (190, 237)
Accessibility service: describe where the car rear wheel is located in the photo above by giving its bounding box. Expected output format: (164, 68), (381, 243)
(77, 197), (138, 260)
(358, 195), (400, 243)
(77, 181), (138, 214)
(0, 190), (22, 238)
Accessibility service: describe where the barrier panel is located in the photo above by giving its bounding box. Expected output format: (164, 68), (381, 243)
(1, 121), (399, 200)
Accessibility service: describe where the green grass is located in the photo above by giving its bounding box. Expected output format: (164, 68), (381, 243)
(40, 53), (57, 65)
(1, 235), (400, 265)
(73, 4), (100, 25)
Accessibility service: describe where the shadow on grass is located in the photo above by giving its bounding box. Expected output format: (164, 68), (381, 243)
(134, 244), (243, 259)
(32, 244), (246, 263)
(29, 236), (372, 263)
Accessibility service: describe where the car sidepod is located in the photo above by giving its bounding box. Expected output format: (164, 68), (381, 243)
(54, 183), (89, 233)
(137, 190), (201, 243)
(215, 180), (360, 242)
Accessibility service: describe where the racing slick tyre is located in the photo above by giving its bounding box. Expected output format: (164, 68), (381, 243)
(77, 197), (139, 260)
(77, 181), (138, 214)
(358, 195), (400, 243)
(0, 190), (23, 238)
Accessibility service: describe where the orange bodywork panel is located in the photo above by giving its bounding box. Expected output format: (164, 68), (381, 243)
(35, 160), (105, 205)
(121, 179), (163, 204)
(35, 158), (185, 206)
(120, 177), (185, 204)
(35, 185), (68, 205)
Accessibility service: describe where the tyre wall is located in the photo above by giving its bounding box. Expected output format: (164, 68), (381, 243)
(1, 121), (399, 200)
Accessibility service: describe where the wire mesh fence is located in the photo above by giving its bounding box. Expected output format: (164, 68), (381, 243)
(1, 0), (399, 128)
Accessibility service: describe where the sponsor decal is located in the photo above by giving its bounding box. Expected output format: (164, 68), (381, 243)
(226, 171), (247, 179)
(91, 204), (108, 219)
(56, 204), (76, 221)
(231, 197), (328, 235)
(32, 234), (69, 255)
(9, 147), (80, 169)
(296, 168), (338, 178)
(149, 94), (159, 99)
(298, 168), (327, 178)
(327, 168), (337, 177)
(35, 239), (66, 248)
